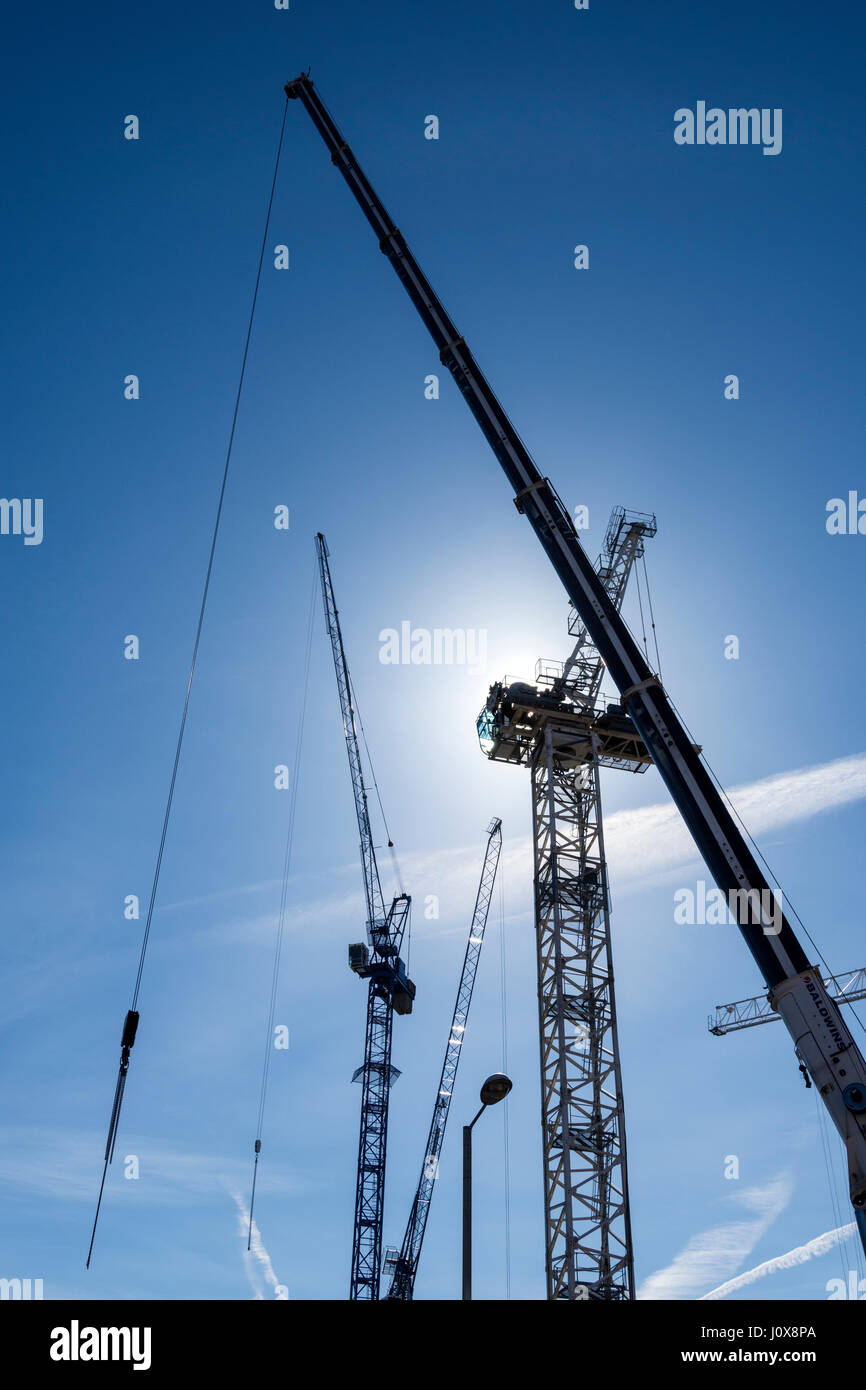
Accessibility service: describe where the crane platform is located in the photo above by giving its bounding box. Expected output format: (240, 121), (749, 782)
(477, 679), (652, 773)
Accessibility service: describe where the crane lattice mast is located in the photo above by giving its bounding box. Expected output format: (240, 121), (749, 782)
(479, 507), (656, 1298)
(290, 77), (866, 1267)
(386, 818), (503, 1300)
(315, 533), (416, 1300)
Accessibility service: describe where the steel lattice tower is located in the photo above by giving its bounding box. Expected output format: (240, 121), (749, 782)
(532, 725), (632, 1298)
(385, 819), (503, 1299)
(316, 534), (415, 1301)
(478, 507), (657, 1299)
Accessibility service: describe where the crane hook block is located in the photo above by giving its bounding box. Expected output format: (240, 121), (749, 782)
(254, 1139), (262, 1154)
(120, 1010), (140, 1051)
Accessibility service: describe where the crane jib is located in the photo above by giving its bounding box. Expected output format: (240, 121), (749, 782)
(386, 818), (503, 1299)
(316, 531), (416, 1298)
(286, 75), (866, 1233)
(316, 533), (388, 941)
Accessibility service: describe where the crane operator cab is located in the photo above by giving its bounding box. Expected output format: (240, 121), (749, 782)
(477, 679), (574, 762)
(348, 941), (416, 1015)
(477, 679), (652, 773)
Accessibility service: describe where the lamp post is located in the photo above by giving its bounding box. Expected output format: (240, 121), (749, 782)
(462, 1073), (512, 1300)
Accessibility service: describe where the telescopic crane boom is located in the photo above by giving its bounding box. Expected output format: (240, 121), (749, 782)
(316, 533), (416, 1299)
(386, 818), (503, 1301)
(290, 78), (866, 1256)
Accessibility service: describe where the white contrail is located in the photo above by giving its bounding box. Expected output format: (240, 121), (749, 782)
(637, 1173), (793, 1300)
(195, 752), (866, 947)
(701, 1223), (857, 1299)
(230, 1189), (282, 1300)
(604, 751), (866, 889)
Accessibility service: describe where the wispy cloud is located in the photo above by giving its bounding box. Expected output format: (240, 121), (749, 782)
(173, 752), (866, 948)
(230, 1189), (283, 1300)
(0, 1126), (295, 1206)
(606, 752), (866, 890)
(385, 750), (866, 922)
(701, 1222), (856, 1300)
(637, 1173), (793, 1300)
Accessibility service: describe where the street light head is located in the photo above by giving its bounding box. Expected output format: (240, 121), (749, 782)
(480, 1073), (512, 1106)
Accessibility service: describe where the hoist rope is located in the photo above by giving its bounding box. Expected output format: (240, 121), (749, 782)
(349, 671), (404, 897)
(641, 548), (663, 681)
(600, 559), (664, 708)
(86, 96), (290, 1269)
(669, 688), (845, 992)
(402, 899), (414, 972)
(647, 623), (866, 1268)
(668, 691), (866, 1117)
(815, 1087), (852, 1286)
(634, 557), (650, 666)
(247, 556), (317, 1248)
(498, 858), (512, 1299)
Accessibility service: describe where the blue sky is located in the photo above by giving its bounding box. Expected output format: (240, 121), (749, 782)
(3, 0), (866, 1300)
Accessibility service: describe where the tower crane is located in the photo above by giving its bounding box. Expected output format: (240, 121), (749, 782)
(315, 533), (416, 1300)
(477, 506), (656, 1299)
(289, 78), (866, 1263)
(710, 967), (866, 1036)
(385, 818), (503, 1300)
